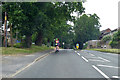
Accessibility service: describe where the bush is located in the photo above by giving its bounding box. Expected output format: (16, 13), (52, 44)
(101, 35), (112, 42)
(13, 43), (22, 48)
(109, 30), (120, 48)
(83, 42), (88, 49)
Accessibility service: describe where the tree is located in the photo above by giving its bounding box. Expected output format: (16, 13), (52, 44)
(2, 2), (41, 47)
(109, 29), (120, 49)
(74, 14), (101, 49)
(33, 2), (85, 46)
(2, 2), (85, 48)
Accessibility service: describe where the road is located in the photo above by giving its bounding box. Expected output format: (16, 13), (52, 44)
(12, 49), (119, 79)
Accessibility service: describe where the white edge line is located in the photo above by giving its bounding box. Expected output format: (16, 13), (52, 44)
(92, 65), (110, 79)
(77, 53), (80, 56)
(11, 61), (35, 77)
(10, 51), (54, 78)
(81, 56), (88, 62)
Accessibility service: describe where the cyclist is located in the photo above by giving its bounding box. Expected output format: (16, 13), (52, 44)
(54, 38), (60, 52)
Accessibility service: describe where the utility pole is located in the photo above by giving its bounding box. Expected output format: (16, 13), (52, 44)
(4, 12), (7, 47)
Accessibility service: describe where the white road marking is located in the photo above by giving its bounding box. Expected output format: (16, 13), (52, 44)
(11, 61), (35, 77)
(92, 65), (111, 80)
(75, 51), (77, 53)
(10, 51), (54, 78)
(98, 57), (110, 62)
(4, 57), (9, 58)
(105, 53), (118, 55)
(91, 57), (100, 59)
(25, 55), (34, 57)
(81, 56), (88, 62)
(90, 54), (95, 56)
(77, 53), (80, 56)
(97, 65), (120, 69)
(112, 76), (120, 78)
(89, 59), (105, 62)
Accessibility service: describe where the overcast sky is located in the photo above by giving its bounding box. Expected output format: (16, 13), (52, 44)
(83, 0), (120, 31)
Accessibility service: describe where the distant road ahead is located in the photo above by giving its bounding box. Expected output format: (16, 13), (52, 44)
(13, 49), (119, 79)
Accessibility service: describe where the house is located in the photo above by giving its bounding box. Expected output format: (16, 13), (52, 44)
(99, 28), (111, 39)
(86, 28), (119, 49)
(99, 28), (119, 49)
(109, 28), (118, 35)
(86, 40), (100, 49)
(100, 28), (119, 39)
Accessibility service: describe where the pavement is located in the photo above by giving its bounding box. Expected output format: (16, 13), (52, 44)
(4, 49), (118, 79)
(2, 49), (54, 78)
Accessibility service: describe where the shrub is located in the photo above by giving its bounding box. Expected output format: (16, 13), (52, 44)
(109, 41), (118, 47)
(109, 30), (120, 48)
(13, 43), (22, 48)
(101, 35), (112, 42)
(83, 42), (88, 49)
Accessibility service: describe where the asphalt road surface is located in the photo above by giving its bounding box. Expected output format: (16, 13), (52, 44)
(13, 49), (119, 79)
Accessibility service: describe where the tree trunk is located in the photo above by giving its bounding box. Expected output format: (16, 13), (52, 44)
(10, 23), (13, 47)
(25, 34), (32, 48)
(35, 32), (43, 46)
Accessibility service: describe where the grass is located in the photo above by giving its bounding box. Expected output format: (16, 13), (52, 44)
(2, 45), (54, 55)
(85, 48), (120, 54)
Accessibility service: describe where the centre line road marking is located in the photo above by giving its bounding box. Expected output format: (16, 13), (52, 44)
(81, 56), (88, 62)
(97, 65), (120, 69)
(92, 65), (111, 80)
(112, 76), (120, 78)
(77, 53), (80, 56)
(98, 57), (110, 62)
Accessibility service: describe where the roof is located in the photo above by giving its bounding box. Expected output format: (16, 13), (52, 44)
(87, 40), (100, 43)
(111, 28), (118, 33)
(101, 28), (111, 33)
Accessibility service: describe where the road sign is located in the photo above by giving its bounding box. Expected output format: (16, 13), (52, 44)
(76, 43), (79, 49)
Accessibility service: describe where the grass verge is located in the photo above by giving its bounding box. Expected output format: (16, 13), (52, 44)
(2, 45), (54, 55)
(85, 48), (120, 54)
